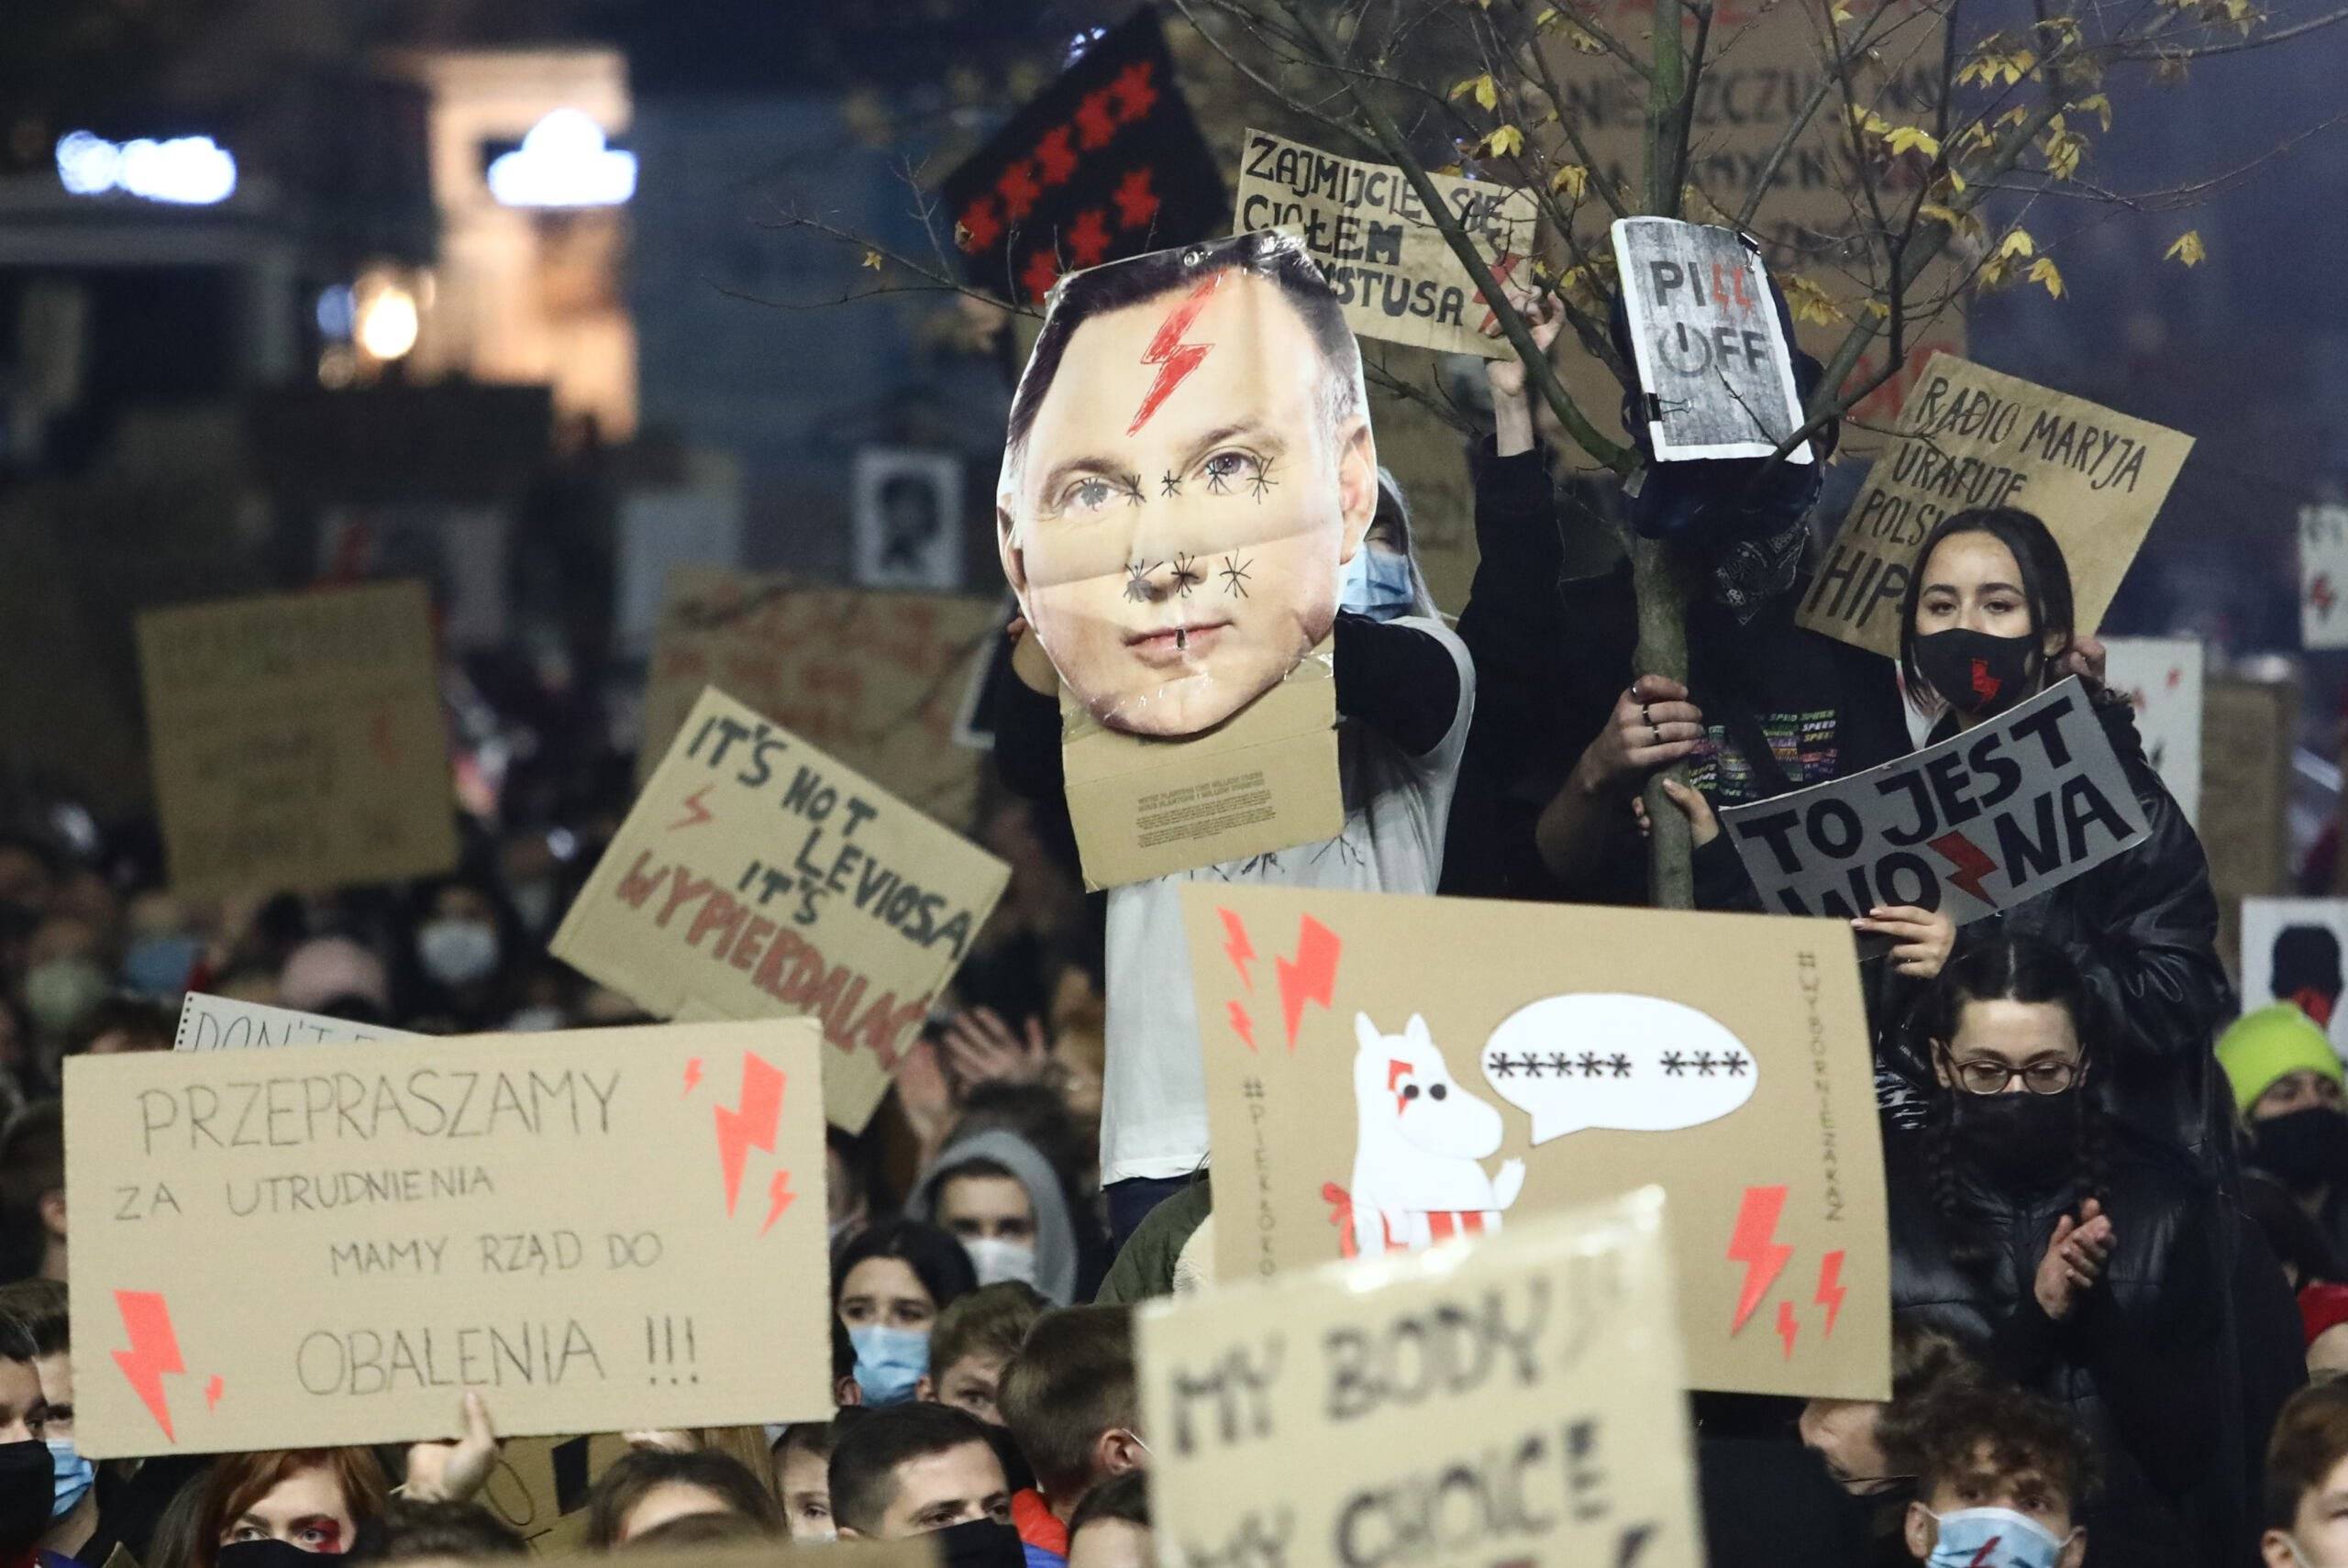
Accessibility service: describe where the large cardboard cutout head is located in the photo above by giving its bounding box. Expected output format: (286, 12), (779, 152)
(997, 231), (1378, 736)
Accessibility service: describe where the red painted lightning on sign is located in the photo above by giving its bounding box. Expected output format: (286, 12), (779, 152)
(713, 1054), (786, 1217)
(668, 785), (716, 832)
(1275, 916), (1341, 1050)
(1726, 1185), (1793, 1335)
(1929, 830), (1998, 903)
(1776, 1298), (1800, 1359)
(112, 1291), (186, 1441)
(1127, 275), (1223, 435)
(1226, 1000), (1257, 1052)
(1217, 907), (1257, 989)
(761, 1170), (796, 1237)
(1816, 1250), (1848, 1338)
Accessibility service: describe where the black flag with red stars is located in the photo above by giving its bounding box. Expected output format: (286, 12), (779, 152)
(939, 9), (1225, 304)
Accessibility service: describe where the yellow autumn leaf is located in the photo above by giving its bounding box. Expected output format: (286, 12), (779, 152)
(1451, 73), (1500, 112)
(1534, 4), (1561, 22)
(1918, 202), (1966, 229)
(2165, 229), (2206, 267)
(1779, 273), (1848, 326)
(1830, 0), (1855, 21)
(1997, 227), (2036, 259)
(1865, 299), (1892, 319)
(1549, 163), (1590, 199)
(1847, 106), (1893, 138)
(2041, 125), (2084, 180)
(860, 249), (884, 271)
(1480, 125), (1525, 158)
(1884, 126), (1942, 158)
(2072, 93), (2113, 131)
(2029, 257), (2065, 298)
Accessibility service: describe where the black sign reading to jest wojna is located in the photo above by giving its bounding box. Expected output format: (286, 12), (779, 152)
(939, 10), (1224, 304)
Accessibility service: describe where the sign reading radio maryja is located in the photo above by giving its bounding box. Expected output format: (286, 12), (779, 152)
(1721, 679), (2147, 922)
(1798, 354), (2192, 658)
(68, 1020), (833, 1457)
(556, 688), (1009, 1132)
(1138, 1193), (1703, 1568)
(1234, 128), (1537, 358)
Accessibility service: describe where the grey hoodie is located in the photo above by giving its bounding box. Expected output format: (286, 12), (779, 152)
(908, 1128), (1080, 1307)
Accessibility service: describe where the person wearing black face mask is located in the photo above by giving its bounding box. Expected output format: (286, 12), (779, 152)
(1887, 936), (2242, 1568)
(0, 1316), (57, 1568)
(830, 1405), (1021, 1568)
(1877, 507), (2231, 1173)
(2222, 1005), (2348, 1257)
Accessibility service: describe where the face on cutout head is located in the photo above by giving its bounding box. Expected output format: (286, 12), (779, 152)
(221, 1464), (354, 1553)
(999, 249), (1377, 736)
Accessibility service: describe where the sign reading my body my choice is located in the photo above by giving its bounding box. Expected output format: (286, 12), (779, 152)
(69, 1020), (833, 1457)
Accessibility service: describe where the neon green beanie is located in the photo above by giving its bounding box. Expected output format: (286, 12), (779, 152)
(2217, 1004), (2345, 1116)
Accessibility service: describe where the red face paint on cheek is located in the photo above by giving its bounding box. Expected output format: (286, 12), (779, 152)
(1127, 274), (1224, 436)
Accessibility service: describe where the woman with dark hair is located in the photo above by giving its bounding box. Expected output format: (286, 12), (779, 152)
(581, 1449), (782, 1551)
(1888, 934), (2238, 1567)
(834, 1220), (980, 1407)
(1667, 505), (2229, 1160)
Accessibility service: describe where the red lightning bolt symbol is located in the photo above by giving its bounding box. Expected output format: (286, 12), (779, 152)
(1127, 275), (1223, 435)
(1226, 1000), (1257, 1051)
(205, 1375), (224, 1411)
(1217, 907), (1257, 989)
(713, 1054), (786, 1216)
(668, 784), (716, 832)
(2317, 574), (2338, 619)
(761, 1170), (796, 1236)
(112, 1291), (186, 1441)
(1726, 1185), (1793, 1335)
(682, 1058), (703, 1095)
(1929, 829), (1997, 904)
(1967, 1539), (2003, 1568)
(1776, 1298), (1800, 1359)
(1815, 1250), (1847, 1338)
(1275, 916), (1342, 1050)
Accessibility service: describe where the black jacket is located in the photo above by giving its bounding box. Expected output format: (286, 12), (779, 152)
(1888, 1121), (2236, 1567)
(1873, 694), (2235, 1168)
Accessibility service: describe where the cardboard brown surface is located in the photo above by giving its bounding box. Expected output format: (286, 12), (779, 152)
(1061, 643), (1342, 889)
(1536, 0), (1963, 459)
(557, 687), (1009, 1132)
(1138, 1191), (1702, 1568)
(137, 580), (458, 898)
(2302, 504), (2348, 650)
(1797, 355), (2193, 657)
(1720, 679), (2147, 922)
(1233, 128), (1538, 358)
(67, 1020), (833, 1457)
(1183, 885), (1888, 1399)
(2203, 678), (2295, 977)
(174, 992), (424, 1051)
(639, 569), (1001, 828)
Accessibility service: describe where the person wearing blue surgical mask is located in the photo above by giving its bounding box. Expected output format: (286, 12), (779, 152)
(0, 1281), (96, 1567)
(835, 1220), (977, 1408)
(1337, 470), (1433, 624)
(1903, 1384), (2089, 1568)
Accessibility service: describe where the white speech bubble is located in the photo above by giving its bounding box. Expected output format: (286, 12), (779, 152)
(1481, 993), (1757, 1145)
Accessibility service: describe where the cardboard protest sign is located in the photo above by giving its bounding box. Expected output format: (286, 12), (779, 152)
(940, 8), (1224, 304)
(1721, 679), (2145, 922)
(2302, 504), (2348, 650)
(1611, 218), (1812, 463)
(557, 687), (1009, 1132)
(1139, 1192), (1702, 1568)
(1536, 0), (1964, 459)
(1798, 355), (2193, 657)
(1060, 642), (1341, 890)
(639, 569), (1001, 827)
(67, 1019), (832, 1457)
(2202, 678), (2296, 966)
(137, 581), (457, 898)
(2242, 899), (2348, 1060)
(2103, 637), (2205, 827)
(1233, 128), (1537, 358)
(1182, 884), (1887, 1399)
(175, 993), (422, 1052)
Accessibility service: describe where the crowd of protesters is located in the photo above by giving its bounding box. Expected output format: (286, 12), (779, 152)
(0, 251), (2342, 1568)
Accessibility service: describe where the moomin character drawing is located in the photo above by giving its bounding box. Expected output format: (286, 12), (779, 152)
(1326, 1011), (1525, 1256)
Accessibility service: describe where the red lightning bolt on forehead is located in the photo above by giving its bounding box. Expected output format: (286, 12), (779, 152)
(1127, 274), (1224, 436)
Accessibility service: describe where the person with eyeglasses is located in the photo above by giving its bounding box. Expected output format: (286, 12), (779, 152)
(1888, 934), (2242, 1568)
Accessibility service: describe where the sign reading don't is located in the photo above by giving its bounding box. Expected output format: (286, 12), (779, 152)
(68, 1020), (833, 1457)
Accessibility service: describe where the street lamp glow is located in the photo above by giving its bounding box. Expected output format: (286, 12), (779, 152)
(55, 131), (237, 204)
(486, 109), (636, 208)
(356, 286), (420, 360)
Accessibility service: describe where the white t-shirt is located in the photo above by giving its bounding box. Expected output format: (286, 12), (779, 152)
(1100, 616), (1476, 1185)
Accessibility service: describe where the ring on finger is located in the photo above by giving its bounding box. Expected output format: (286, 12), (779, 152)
(1649, 723), (1663, 745)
